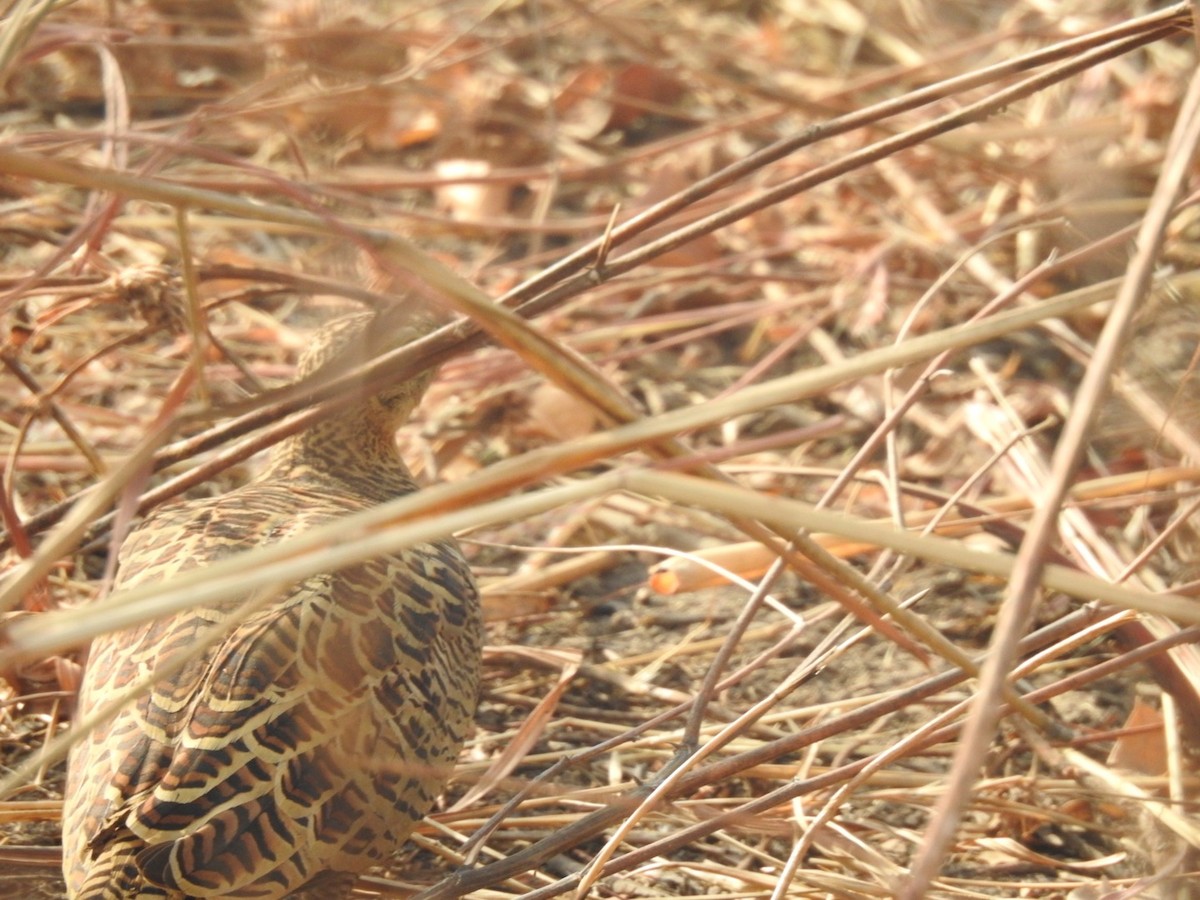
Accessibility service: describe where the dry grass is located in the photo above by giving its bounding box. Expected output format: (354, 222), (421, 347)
(1, 1), (1199, 898)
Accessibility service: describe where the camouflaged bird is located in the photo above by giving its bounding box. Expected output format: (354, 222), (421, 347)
(63, 309), (483, 899)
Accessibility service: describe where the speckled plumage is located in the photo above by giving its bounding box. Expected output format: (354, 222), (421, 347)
(63, 310), (482, 899)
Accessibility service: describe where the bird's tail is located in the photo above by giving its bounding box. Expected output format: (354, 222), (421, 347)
(73, 834), (170, 899)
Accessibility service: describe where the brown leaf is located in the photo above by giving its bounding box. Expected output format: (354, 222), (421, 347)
(1107, 698), (1167, 775)
(523, 382), (600, 441)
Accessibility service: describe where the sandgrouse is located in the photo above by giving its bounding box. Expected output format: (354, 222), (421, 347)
(62, 308), (482, 899)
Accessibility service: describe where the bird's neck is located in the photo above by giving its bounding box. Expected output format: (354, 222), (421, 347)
(262, 409), (419, 502)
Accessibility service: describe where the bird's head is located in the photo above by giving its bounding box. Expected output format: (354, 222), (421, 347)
(296, 305), (442, 430)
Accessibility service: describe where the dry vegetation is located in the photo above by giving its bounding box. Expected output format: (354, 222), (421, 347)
(2, 1), (1200, 898)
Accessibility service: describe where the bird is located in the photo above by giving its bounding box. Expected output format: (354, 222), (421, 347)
(62, 307), (483, 899)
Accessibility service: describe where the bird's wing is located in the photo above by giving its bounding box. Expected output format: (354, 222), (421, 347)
(66, 487), (481, 898)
